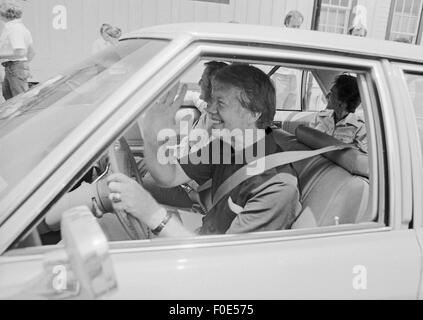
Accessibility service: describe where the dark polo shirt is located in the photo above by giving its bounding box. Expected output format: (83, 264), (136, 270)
(179, 128), (302, 235)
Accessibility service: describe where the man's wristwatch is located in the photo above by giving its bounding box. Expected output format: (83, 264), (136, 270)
(151, 208), (177, 236)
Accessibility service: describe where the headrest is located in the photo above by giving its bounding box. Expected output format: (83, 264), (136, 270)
(295, 126), (369, 178)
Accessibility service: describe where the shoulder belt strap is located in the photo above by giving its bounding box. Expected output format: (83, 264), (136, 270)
(205, 144), (353, 212)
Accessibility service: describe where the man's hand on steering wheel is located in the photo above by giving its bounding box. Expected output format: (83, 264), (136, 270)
(107, 173), (164, 229)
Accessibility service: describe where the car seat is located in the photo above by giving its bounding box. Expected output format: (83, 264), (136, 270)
(272, 126), (372, 229)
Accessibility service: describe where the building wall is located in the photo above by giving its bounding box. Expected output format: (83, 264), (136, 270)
(4, 0), (406, 83)
(10, 0), (314, 82)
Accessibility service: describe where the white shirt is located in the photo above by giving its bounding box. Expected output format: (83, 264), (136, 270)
(310, 109), (368, 153)
(0, 19), (33, 61)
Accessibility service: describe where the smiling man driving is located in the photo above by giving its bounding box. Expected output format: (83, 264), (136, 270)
(107, 64), (302, 237)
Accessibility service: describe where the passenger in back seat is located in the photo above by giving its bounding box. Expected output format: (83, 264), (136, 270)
(310, 74), (368, 153)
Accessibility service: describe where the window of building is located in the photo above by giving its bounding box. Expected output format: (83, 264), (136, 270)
(316, 0), (355, 34)
(386, 0), (423, 44)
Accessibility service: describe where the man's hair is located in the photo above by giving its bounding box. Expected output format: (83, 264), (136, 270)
(0, 2), (23, 20)
(100, 23), (122, 39)
(334, 74), (361, 113)
(284, 10), (304, 27)
(212, 64), (276, 129)
(202, 61), (228, 103)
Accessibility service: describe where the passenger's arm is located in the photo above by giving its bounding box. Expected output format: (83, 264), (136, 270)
(309, 112), (320, 129)
(354, 123), (368, 154)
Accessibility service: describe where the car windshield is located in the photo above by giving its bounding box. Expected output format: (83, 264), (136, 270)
(0, 38), (169, 202)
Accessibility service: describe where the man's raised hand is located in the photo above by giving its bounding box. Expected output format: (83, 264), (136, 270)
(140, 83), (188, 143)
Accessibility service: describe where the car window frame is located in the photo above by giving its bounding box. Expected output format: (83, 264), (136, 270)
(2, 40), (394, 254)
(392, 62), (423, 228)
(302, 70), (331, 112)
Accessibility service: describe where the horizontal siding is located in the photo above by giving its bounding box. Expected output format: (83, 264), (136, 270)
(6, 0), (314, 82)
(360, 0), (392, 40)
(5, 0), (401, 82)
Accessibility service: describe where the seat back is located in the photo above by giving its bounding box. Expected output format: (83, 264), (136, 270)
(272, 126), (371, 228)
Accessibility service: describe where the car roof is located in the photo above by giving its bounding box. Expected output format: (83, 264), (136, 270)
(122, 23), (423, 65)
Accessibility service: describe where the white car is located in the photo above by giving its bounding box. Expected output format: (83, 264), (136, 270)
(1, 23), (423, 300)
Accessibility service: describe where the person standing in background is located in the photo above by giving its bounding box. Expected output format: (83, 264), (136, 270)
(275, 10), (305, 109)
(283, 10), (304, 29)
(92, 23), (122, 54)
(0, 1), (34, 100)
(348, 5), (368, 37)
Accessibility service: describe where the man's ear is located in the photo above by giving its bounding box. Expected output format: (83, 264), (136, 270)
(249, 111), (262, 125)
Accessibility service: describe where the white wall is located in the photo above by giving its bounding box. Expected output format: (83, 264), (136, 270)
(9, 0), (399, 82)
(358, 0), (392, 40)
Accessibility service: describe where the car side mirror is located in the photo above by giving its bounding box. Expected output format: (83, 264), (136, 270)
(4, 206), (117, 300)
(60, 206), (117, 299)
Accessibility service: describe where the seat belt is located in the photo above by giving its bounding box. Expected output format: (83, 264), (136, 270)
(203, 144), (354, 212)
(197, 179), (212, 192)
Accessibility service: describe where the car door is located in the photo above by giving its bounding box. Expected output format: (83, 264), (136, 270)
(89, 45), (422, 299)
(1, 41), (421, 300)
(393, 62), (423, 299)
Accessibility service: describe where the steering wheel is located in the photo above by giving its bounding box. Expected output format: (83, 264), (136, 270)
(106, 137), (151, 240)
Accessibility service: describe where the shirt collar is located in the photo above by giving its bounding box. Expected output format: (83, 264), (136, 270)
(338, 112), (361, 128)
(320, 109), (361, 128)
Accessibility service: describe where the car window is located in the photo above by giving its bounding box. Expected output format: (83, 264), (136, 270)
(254, 65), (302, 111)
(271, 68), (303, 111)
(304, 71), (327, 112)
(257, 66), (328, 112)
(20, 58), (380, 250)
(107, 61), (376, 241)
(0, 39), (169, 203)
(404, 73), (423, 155)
